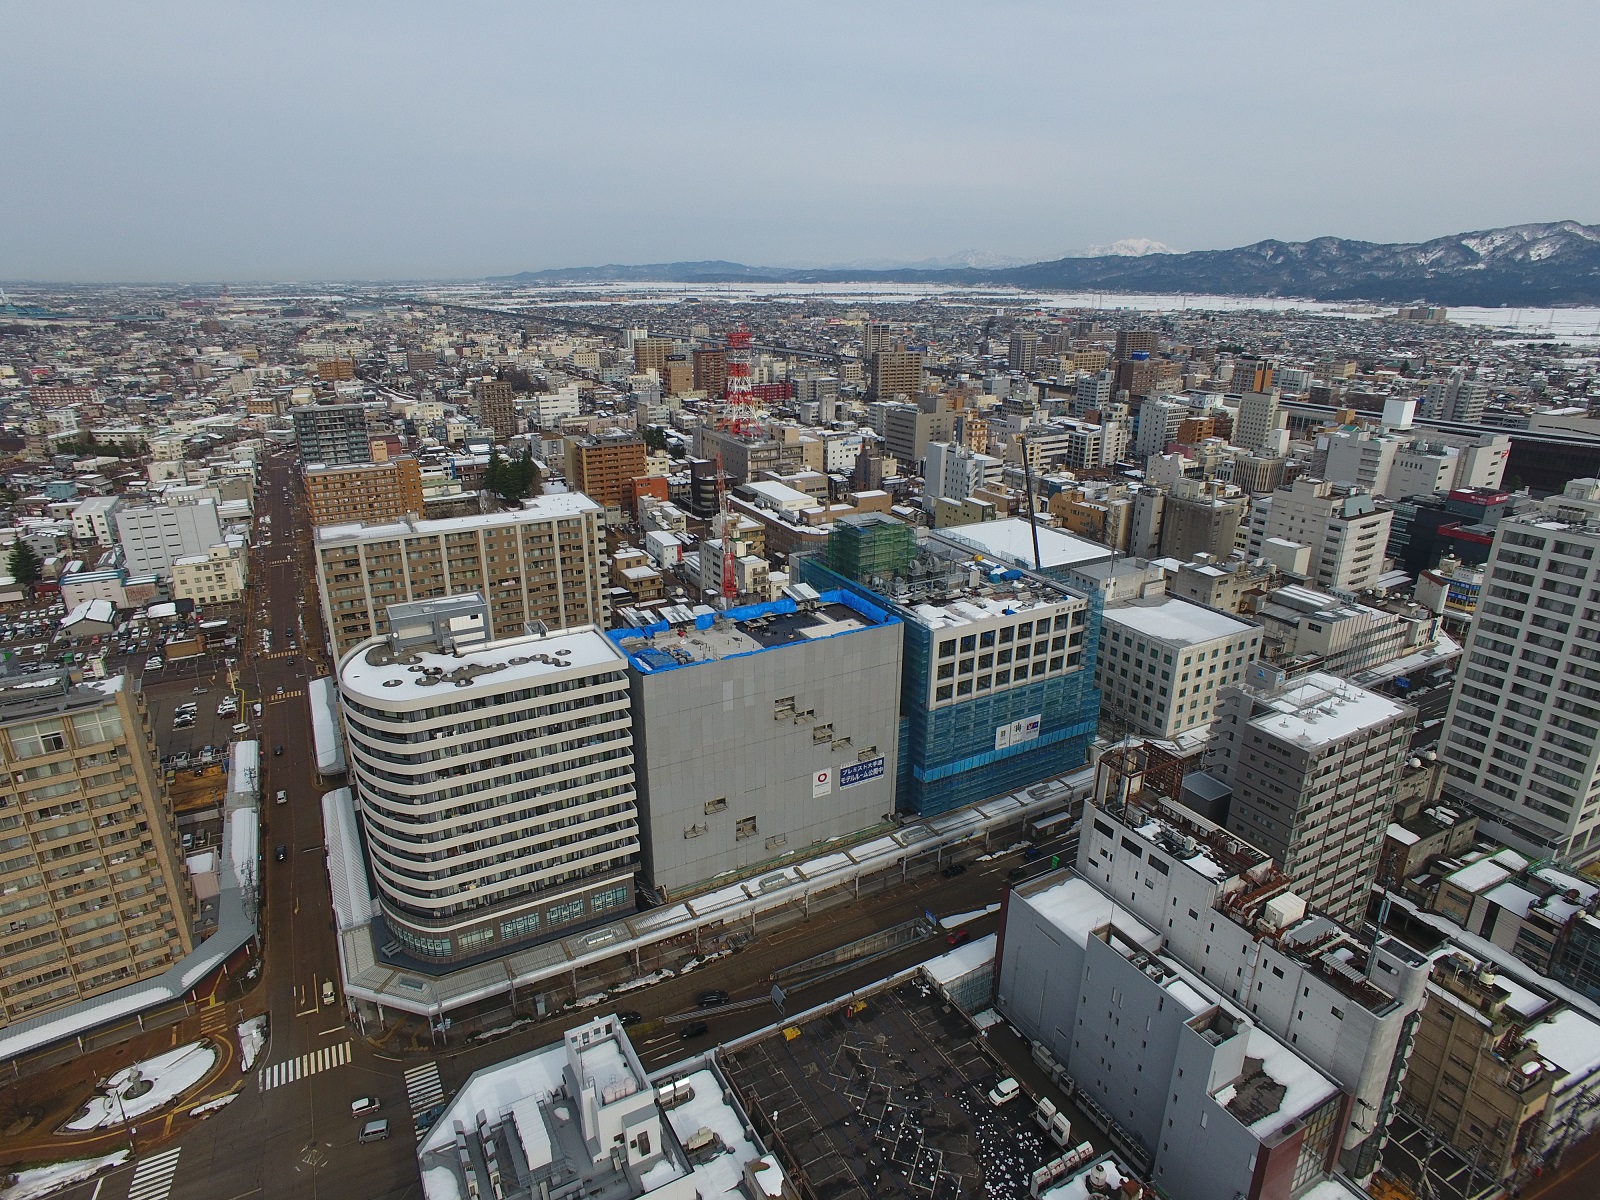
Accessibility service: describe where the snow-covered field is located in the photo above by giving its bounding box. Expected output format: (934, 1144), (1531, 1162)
(65, 1041), (216, 1131)
(1, 1150), (128, 1200)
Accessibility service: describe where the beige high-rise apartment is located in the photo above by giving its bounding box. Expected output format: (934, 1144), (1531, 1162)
(564, 432), (647, 509)
(303, 457), (426, 528)
(473, 378), (517, 442)
(866, 344), (924, 400)
(0, 671), (193, 1025)
(632, 337), (674, 376)
(314, 494), (609, 657)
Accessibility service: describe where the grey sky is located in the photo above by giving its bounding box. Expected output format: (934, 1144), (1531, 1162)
(2, 1), (1596, 281)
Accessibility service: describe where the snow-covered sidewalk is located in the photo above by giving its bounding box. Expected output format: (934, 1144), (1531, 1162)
(64, 1041), (216, 1131)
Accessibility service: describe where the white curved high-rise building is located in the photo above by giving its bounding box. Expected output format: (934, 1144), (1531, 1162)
(338, 595), (637, 963)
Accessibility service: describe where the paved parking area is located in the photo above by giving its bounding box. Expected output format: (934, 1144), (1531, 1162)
(719, 979), (1053, 1200)
(144, 672), (248, 762)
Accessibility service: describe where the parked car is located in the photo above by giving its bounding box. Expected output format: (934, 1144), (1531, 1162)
(941, 862), (967, 878)
(696, 990), (730, 1008)
(988, 1077), (1021, 1107)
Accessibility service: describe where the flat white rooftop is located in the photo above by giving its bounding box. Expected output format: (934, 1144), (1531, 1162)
(908, 588), (1076, 631)
(316, 492), (600, 543)
(342, 626), (625, 702)
(1251, 671), (1408, 748)
(938, 518), (1112, 571)
(1104, 595), (1255, 646)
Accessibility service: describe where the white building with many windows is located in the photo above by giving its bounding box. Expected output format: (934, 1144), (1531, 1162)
(1441, 480), (1600, 862)
(338, 594), (638, 963)
(1098, 596), (1261, 737)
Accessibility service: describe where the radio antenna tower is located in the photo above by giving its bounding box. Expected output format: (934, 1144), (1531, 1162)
(725, 326), (753, 406)
(714, 452), (739, 605)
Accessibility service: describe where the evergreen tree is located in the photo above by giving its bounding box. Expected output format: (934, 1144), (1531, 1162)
(8, 542), (42, 586)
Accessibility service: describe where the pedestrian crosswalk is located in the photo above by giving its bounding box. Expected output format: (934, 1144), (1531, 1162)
(198, 1005), (230, 1036)
(266, 687), (305, 700)
(259, 1041), (351, 1091)
(405, 1061), (444, 1111)
(127, 1147), (181, 1200)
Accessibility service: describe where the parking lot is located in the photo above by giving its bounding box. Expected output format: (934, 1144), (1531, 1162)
(719, 979), (1058, 1200)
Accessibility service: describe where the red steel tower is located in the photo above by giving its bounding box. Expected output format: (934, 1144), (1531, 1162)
(724, 326), (753, 406)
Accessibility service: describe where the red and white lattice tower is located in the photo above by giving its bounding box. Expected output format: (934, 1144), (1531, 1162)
(724, 326), (753, 406)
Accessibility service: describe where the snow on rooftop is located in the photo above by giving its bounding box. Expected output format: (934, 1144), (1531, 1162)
(1253, 671), (1406, 747)
(939, 518), (1111, 570)
(1483, 882), (1541, 919)
(1445, 859), (1513, 894)
(317, 491), (600, 543)
(662, 1068), (777, 1200)
(923, 933), (997, 984)
(1386, 823), (1421, 846)
(341, 627), (625, 702)
(1526, 1007), (1600, 1093)
(419, 1040), (568, 1160)
(1105, 595), (1254, 646)
(1241, 1027), (1340, 1136)
(1023, 875), (1162, 951)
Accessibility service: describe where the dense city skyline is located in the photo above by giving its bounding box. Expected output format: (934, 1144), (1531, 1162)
(3, 2), (1598, 281)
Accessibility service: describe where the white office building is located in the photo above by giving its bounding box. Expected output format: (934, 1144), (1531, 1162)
(338, 595), (638, 963)
(1440, 480), (1600, 861)
(115, 499), (225, 578)
(1098, 596), (1261, 737)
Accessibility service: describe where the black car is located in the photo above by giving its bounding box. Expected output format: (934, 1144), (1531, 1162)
(696, 990), (730, 1008)
(941, 862), (967, 878)
(274, 745), (284, 756)
(1007, 866), (1028, 880)
(616, 1010), (643, 1026)
(274, 844), (288, 862)
(679, 1021), (709, 1040)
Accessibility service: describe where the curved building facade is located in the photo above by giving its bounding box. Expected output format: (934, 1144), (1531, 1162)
(338, 595), (638, 963)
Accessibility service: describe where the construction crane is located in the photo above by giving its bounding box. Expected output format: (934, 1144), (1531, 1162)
(713, 451), (738, 606)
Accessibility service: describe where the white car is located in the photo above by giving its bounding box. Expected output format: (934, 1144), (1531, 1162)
(145, 657), (163, 670)
(988, 1077), (1021, 1107)
(275, 790), (288, 805)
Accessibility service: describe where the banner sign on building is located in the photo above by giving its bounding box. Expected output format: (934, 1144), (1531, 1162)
(812, 768), (833, 797)
(839, 756), (886, 789)
(995, 714), (1042, 751)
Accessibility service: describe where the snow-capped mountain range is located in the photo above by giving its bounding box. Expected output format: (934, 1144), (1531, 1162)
(498, 222), (1600, 305)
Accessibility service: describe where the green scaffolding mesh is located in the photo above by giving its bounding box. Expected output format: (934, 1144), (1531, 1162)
(825, 513), (917, 583)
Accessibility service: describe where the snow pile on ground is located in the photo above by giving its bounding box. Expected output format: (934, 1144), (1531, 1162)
(65, 1041), (216, 1130)
(1, 1150), (129, 1200)
(469, 1017), (535, 1043)
(676, 949), (731, 975)
(572, 993), (609, 1009)
(189, 1093), (238, 1117)
(940, 903), (1002, 930)
(237, 1015), (267, 1073)
(613, 969), (674, 994)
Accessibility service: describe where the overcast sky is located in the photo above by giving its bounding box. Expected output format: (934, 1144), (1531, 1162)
(2, 1), (1596, 281)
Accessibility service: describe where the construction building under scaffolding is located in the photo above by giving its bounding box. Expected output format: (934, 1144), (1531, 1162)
(798, 513), (1102, 817)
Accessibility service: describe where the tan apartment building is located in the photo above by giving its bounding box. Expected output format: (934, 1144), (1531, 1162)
(633, 337), (674, 376)
(564, 433), (647, 510)
(0, 671), (193, 1025)
(473, 378), (517, 442)
(1401, 952), (1557, 1182)
(866, 344), (925, 400)
(314, 494), (609, 656)
(303, 457), (426, 528)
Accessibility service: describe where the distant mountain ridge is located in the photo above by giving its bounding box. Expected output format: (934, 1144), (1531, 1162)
(495, 221), (1600, 306)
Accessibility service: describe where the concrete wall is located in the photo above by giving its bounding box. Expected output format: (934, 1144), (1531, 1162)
(632, 619), (902, 897)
